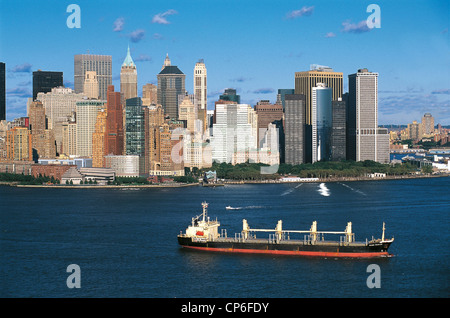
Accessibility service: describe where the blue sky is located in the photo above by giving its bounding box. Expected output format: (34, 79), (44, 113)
(1, 0), (449, 124)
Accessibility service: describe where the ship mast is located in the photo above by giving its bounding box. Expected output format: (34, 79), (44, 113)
(202, 202), (208, 222)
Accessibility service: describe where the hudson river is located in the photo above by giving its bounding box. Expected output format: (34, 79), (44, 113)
(1, 177), (449, 298)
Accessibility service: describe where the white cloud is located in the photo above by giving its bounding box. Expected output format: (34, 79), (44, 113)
(341, 20), (371, 33)
(286, 6), (314, 19)
(113, 17), (124, 32)
(152, 9), (178, 24)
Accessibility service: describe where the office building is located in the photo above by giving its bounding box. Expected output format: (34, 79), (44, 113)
(276, 89), (295, 110)
(142, 83), (157, 106)
(32, 70), (63, 101)
(211, 103), (258, 164)
(331, 98), (346, 161)
(294, 65), (343, 126)
(219, 88), (240, 104)
(61, 113), (77, 156)
(74, 53), (112, 100)
(83, 71), (99, 99)
(157, 54), (185, 120)
(347, 68), (389, 163)
(421, 113), (434, 136)
(194, 59), (207, 132)
(105, 85), (124, 156)
(0, 62), (5, 120)
(254, 101), (283, 148)
(76, 100), (106, 157)
(284, 94), (306, 165)
(311, 83), (332, 162)
(6, 127), (33, 161)
(92, 109), (107, 167)
(36, 87), (86, 154)
(120, 46), (138, 104)
(125, 97), (145, 174)
(28, 101), (56, 160)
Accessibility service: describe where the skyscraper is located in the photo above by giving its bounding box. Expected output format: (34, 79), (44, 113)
(157, 54), (185, 120)
(6, 127), (32, 161)
(347, 68), (389, 163)
(36, 87), (86, 154)
(194, 59), (207, 132)
(120, 46), (138, 104)
(32, 70), (63, 101)
(125, 97), (145, 174)
(211, 103), (258, 164)
(142, 83), (157, 106)
(0, 62), (5, 120)
(421, 113), (434, 136)
(331, 98), (346, 161)
(294, 65), (343, 125)
(312, 83), (332, 163)
(254, 101), (283, 148)
(284, 94), (306, 165)
(83, 71), (99, 99)
(74, 53), (112, 100)
(29, 100), (56, 160)
(219, 88), (240, 104)
(76, 100), (106, 157)
(92, 109), (107, 167)
(105, 85), (124, 156)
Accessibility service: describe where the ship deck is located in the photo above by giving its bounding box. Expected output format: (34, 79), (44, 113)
(211, 237), (368, 247)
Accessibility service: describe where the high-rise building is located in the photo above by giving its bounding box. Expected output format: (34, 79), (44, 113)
(254, 101), (283, 148)
(331, 98), (346, 161)
(32, 70), (63, 101)
(407, 120), (422, 140)
(125, 97), (145, 174)
(74, 53), (112, 100)
(105, 85), (124, 156)
(6, 127), (32, 161)
(83, 71), (99, 99)
(347, 68), (389, 163)
(61, 113), (77, 156)
(36, 87), (86, 154)
(421, 113), (434, 136)
(92, 109), (107, 167)
(157, 54), (185, 120)
(294, 65), (343, 126)
(194, 59), (207, 132)
(76, 100), (106, 157)
(219, 88), (240, 104)
(28, 100), (56, 160)
(211, 103), (258, 164)
(142, 83), (157, 106)
(284, 94), (306, 165)
(311, 83), (332, 163)
(120, 46), (138, 104)
(276, 89), (295, 110)
(0, 62), (5, 120)
(178, 93), (197, 133)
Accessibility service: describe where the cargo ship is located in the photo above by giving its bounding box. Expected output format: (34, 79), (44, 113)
(178, 202), (394, 258)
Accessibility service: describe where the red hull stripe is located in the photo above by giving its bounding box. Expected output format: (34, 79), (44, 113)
(182, 246), (390, 258)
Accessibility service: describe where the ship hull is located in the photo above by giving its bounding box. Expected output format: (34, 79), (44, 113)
(178, 236), (393, 258)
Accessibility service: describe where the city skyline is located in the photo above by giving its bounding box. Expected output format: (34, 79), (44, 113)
(0, 0), (449, 124)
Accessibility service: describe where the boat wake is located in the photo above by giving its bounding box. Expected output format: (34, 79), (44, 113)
(338, 183), (367, 196)
(281, 183), (303, 196)
(226, 205), (263, 210)
(318, 183), (330, 197)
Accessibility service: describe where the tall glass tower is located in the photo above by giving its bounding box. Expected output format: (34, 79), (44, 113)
(312, 83), (332, 163)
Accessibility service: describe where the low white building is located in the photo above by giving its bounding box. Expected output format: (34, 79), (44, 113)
(104, 155), (139, 177)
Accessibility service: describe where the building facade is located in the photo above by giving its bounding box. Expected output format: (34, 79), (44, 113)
(331, 98), (346, 161)
(284, 94), (306, 165)
(120, 46), (138, 104)
(92, 109), (107, 167)
(83, 71), (99, 99)
(157, 55), (185, 120)
(6, 127), (33, 161)
(0, 62), (5, 120)
(105, 85), (124, 156)
(32, 70), (63, 101)
(76, 100), (106, 157)
(311, 83), (332, 163)
(347, 68), (389, 163)
(194, 59), (207, 132)
(74, 53), (112, 100)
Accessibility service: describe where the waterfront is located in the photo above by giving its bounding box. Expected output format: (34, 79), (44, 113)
(1, 177), (449, 298)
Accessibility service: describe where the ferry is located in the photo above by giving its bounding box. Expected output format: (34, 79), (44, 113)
(178, 202), (394, 258)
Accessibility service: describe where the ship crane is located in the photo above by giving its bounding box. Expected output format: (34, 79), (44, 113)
(242, 219), (355, 243)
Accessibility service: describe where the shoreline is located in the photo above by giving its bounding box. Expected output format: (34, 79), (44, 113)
(0, 173), (448, 188)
